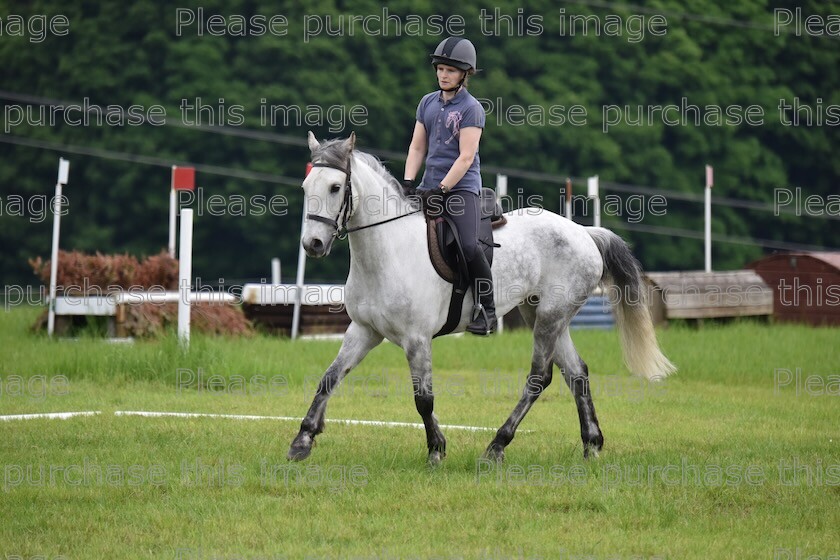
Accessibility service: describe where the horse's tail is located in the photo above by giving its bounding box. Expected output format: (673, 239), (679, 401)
(586, 227), (676, 381)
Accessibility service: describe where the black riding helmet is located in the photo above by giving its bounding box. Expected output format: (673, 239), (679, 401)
(430, 37), (477, 72)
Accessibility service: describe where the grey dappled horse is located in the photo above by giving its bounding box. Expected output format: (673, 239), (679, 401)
(288, 132), (675, 465)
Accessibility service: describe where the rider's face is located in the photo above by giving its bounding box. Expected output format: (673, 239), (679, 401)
(436, 64), (465, 89)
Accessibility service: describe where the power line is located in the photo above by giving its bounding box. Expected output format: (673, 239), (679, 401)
(4, 89), (838, 222)
(607, 221), (837, 252)
(3, 90), (839, 241)
(0, 90), (579, 184)
(4, 132), (837, 253)
(0, 134), (301, 186)
(5, 125), (838, 231)
(5, 131), (839, 228)
(601, 181), (840, 221)
(0, 90), (309, 148)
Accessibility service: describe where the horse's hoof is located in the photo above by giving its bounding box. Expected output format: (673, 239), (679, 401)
(482, 444), (505, 463)
(427, 450), (444, 467)
(287, 435), (314, 461)
(583, 434), (604, 460)
(583, 445), (600, 460)
(287, 445), (312, 461)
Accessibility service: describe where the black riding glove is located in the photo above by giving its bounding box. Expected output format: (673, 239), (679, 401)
(419, 188), (445, 217)
(401, 179), (416, 197)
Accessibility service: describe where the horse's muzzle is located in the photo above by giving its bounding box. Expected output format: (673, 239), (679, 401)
(302, 236), (330, 258)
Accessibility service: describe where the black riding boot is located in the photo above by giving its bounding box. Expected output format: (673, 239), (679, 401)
(466, 252), (497, 335)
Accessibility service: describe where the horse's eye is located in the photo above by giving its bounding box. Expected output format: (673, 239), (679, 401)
(330, 184), (341, 194)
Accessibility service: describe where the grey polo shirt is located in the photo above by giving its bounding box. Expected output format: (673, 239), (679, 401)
(416, 87), (485, 194)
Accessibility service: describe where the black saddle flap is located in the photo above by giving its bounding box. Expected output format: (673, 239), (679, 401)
(437, 200), (498, 270)
(431, 189), (501, 339)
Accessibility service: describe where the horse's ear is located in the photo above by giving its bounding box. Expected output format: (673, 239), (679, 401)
(307, 131), (320, 153)
(346, 131), (356, 152)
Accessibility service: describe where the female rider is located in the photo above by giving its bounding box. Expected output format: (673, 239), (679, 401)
(403, 37), (496, 335)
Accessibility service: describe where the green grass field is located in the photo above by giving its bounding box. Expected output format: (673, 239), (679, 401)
(1, 306), (838, 560)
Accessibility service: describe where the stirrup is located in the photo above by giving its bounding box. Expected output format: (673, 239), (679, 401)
(467, 304), (496, 336)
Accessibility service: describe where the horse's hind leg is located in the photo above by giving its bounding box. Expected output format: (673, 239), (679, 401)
(287, 322), (383, 461)
(484, 315), (556, 462)
(517, 302), (537, 329)
(516, 304), (603, 458)
(554, 330), (604, 458)
(404, 338), (446, 465)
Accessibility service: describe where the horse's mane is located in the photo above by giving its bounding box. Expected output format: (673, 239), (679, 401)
(312, 138), (409, 201)
(354, 151), (405, 197)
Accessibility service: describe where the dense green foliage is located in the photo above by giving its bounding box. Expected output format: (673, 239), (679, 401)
(1, 0), (838, 288)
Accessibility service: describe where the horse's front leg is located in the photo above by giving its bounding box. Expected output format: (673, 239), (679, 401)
(404, 338), (446, 466)
(287, 322), (383, 461)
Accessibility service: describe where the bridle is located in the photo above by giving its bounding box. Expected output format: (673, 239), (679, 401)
(306, 161), (355, 239)
(306, 159), (420, 240)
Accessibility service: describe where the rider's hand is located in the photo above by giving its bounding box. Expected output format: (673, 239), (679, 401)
(419, 188), (445, 217)
(401, 179), (416, 196)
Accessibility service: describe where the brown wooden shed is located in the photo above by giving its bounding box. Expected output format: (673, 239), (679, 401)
(747, 252), (840, 326)
(645, 270), (773, 324)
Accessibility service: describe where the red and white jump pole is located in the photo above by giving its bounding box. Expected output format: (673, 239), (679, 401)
(47, 158), (70, 337)
(171, 166), (195, 349)
(169, 166), (195, 258)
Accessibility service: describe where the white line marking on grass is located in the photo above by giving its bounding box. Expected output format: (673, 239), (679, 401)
(113, 410), (529, 433)
(115, 410), (301, 421)
(0, 410), (532, 434)
(0, 411), (101, 421)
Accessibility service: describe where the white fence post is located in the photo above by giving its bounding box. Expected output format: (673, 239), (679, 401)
(271, 258), (281, 285)
(495, 174), (508, 334)
(705, 165), (713, 273)
(496, 174), (508, 200)
(178, 209), (193, 349)
(565, 177), (573, 220)
(291, 212), (307, 340)
(168, 166), (177, 258)
(588, 175), (600, 228)
(48, 158), (70, 337)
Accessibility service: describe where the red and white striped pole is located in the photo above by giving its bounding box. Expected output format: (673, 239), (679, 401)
(171, 166), (195, 349)
(705, 165), (713, 273)
(169, 166), (195, 258)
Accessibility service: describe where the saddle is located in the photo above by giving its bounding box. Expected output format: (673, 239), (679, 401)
(426, 188), (507, 337)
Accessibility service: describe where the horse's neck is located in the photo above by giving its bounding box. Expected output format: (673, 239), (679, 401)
(347, 159), (417, 232)
(346, 162), (423, 273)
(347, 213), (425, 282)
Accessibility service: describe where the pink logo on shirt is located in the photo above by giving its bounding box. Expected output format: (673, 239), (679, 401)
(445, 111), (462, 144)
